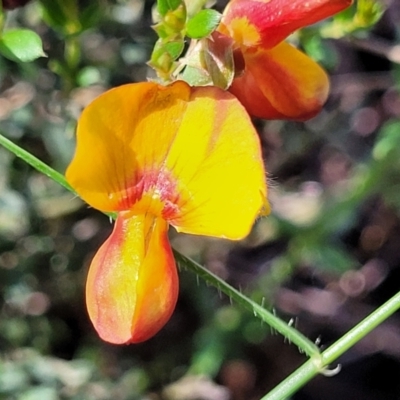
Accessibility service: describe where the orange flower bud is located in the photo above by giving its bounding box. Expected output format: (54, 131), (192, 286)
(218, 0), (352, 120)
(229, 43), (330, 120)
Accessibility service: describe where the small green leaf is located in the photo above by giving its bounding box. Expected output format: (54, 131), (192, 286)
(0, 29), (45, 63)
(157, 0), (182, 16)
(151, 39), (184, 65)
(164, 40), (185, 60)
(186, 9), (221, 39)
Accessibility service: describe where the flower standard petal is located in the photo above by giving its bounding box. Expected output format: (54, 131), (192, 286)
(165, 86), (269, 239)
(222, 0), (352, 49)
(86, 213), (178, 344)
(229, 42), (330, 120)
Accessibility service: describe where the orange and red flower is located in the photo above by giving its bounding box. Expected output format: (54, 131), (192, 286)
(218, 0), (352, 120)
(66, 81), (268, 344)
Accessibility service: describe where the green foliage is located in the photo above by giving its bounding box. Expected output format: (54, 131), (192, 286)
(39, 0), (105, 36)
(186, 9), (221, 39)
(373, 120), (400, 163)
(299, 0), (385, 67)
(0, 29), (44, 62)
(157, 0), (183, 16)
(149, 36), (185, 79)
(319, 0), (385, 38)
(354, 0), (384, 28)
(38, 0), (71, 34)
(150, 0), (187, 80)
(151, 1), (222, 80)
(161, 40), (185, 61)
(372, 121), (400, 212)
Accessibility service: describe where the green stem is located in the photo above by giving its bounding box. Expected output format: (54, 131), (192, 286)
(174, 251), (320, 358)
(262, 290), (400, 400)
(0, 132), (320, 359)
(0, 133), (75, 194)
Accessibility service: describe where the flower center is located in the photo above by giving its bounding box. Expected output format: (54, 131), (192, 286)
(227, 17), (261, 48)
(118, 169), (180, 221)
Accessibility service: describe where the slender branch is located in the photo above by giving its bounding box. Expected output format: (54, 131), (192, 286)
(321, 290), (400, 365)
(0, 132), (320, 358)
(174, 251), (321, 358)
(261, 290), (400, 400)
(0, 133), (75, 194)
(0, 132), (117, 219)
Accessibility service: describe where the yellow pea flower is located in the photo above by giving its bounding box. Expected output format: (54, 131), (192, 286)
(66, 80), (268, 344)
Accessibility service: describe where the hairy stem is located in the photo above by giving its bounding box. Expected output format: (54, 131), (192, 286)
(174, 250), (320, 358)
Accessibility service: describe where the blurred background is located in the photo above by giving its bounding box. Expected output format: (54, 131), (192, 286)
(1, 0), (400, 399)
